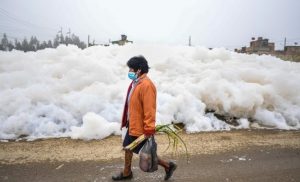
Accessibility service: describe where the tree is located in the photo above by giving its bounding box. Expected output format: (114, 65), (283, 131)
(65, 35), (72, 46)
(22, 38), (29, 52)
(34, 36), (40, 50)
(29, 36), (35, 51)
(78, 41), (86, 49)
(53, 34), (60, 48)
(1, 32), (87, 51)
(39, 41), (47, 50)
(29, 36), (40, 51)
(47, 40), (53, 48)
(60, 34), (65, 44)
(14, 39), (22, 51)
(70, 34), (86, 49)
(1, 34), (9, 51)
(7, 41), (14, 51)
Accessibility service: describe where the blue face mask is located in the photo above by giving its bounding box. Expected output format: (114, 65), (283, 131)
(128, 72), (137, 80)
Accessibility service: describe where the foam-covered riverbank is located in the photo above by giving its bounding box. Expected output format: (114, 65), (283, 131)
(1, 44), (300, 140)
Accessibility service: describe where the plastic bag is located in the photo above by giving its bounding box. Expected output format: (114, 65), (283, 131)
(139, 136), (158, 172)
(121, 127), (128, 141)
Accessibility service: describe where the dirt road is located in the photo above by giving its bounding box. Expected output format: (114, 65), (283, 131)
(0, 130), (300, 181)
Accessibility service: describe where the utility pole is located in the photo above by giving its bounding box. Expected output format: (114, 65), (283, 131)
(67, 28), (71, 36)
(284, 37), (286, 48)
(66, 28), (71, 46)
(189, 35), (191, 46)
(88, 35), (90, 47)
(57, 27), (63, 44)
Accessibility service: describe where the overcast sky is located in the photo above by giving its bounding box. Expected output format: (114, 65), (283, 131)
(0, 0), (299, 49)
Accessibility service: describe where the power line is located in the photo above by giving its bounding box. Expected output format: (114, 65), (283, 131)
(0, 25), (54, 40)
(0, 7), (57, 40)
(0, 7), (57, 32)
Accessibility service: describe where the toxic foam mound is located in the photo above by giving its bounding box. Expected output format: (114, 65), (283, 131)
(0, 44), (299, 140)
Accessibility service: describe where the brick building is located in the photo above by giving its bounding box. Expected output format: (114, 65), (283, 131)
(284, 46), (300, 56)
(235, 37), (300, 62)
(235, 37), (274, 55)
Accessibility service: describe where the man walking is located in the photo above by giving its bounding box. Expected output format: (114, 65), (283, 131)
(112, 56), (177, 181)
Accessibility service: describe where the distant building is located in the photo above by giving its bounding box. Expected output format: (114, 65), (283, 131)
(284, 46), (300, 56)
(235, 37), (300, 62)
(111, 35), (133, 46)
(236, 37), (274, 55)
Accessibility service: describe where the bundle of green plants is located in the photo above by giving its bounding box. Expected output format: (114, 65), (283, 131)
(124, 123), (189, 162)
(155, 124), (189, 162)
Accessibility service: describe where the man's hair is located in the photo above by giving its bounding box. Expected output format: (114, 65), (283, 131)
(127, 55), (150, 74)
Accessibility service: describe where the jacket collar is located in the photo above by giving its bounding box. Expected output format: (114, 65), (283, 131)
(138, 73), (147, 80)
(137, 73), (148, 83)
(132, 73), (147, 85)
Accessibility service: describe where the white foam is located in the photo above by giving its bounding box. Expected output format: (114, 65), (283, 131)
(0, 44), (299, 140)
(235, 118), (250, 129)
(70, 112), (120, 140)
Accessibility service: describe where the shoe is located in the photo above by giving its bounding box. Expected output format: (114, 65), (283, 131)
(112, 172), (133, 181)
(164, 162), (177, 181)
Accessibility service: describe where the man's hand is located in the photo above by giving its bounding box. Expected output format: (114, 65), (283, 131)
(144, 134), (153, 139)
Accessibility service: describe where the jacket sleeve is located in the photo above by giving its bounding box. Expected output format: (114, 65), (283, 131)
(141, 82), (156, 135)
(121, 82), (133, 128)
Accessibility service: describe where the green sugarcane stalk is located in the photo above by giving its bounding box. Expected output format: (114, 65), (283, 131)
(123, 134), (146, 151)
(124, 123), (189, 162)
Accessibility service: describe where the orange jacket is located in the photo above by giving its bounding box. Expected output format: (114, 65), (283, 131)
(121, 74), (156, 136)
